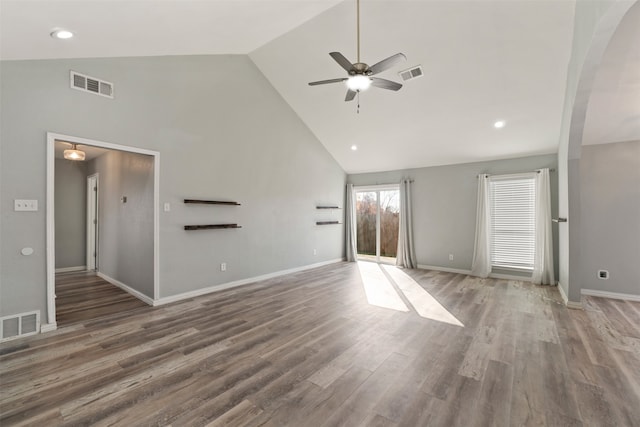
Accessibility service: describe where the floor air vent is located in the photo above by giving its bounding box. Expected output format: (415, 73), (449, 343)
(398, 65), (424, 82)
(70, 71), (114, 98)
(1, 311), (40, 342)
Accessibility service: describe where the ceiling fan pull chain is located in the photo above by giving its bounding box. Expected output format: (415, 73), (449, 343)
(357, 91), (360, 114)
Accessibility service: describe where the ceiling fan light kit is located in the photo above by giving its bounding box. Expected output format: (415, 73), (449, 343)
(308, 0), (406, 103)
(346, 74), (372, 91)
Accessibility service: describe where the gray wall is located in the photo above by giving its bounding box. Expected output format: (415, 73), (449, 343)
(0, 54), (346, 320)
(54, 158), (87, 269)
(348, 154), (559, 275)
(580, 140), (640, 295)
(87, 150), (155, 297)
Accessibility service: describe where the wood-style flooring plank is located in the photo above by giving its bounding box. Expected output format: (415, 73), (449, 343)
(1, 263), (639, 426)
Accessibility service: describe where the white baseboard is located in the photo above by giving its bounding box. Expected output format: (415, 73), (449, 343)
(557, 282), (583, 309)
(40, 322), (58, 333)
(417, 265), (534, 282)
(581, 288), (640, 302)
(55, 266), (86, 273)
(566, 301), (584, 309)
(154, 258), (344, 306)
(489, 273), (532, 282)
(96, 272), (155, 306)
(417, 265), (472, 275)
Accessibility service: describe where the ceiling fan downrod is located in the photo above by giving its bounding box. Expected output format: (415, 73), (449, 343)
(356, 0), (361, 64)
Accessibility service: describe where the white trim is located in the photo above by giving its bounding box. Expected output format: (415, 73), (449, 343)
(40, 323), (57, 333)
(416, 264), (552, 284)
(97, 272), (155, 306)
(46, 132), (161, 326)
(153, 155), (160, 301)
(487, 172), (537, 182)
(558, 281), (569, 303)
(557, 282), (583, 309)
(153, 258), (344, 306)
(55, 266), (86, 273)
(353, 183), (400, 192)
(581, 289), (640, 302)
(46, 134), (56, 325)
(418, 264), (472, 275)
(353, 185), (400, 262)
(489, 273), (533, 282)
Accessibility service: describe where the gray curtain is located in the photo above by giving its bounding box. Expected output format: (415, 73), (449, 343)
(396, 179), (417, 268)
(345, 184), (358, 262)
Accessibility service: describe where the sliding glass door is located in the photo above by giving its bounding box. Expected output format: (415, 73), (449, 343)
(355, 186), (400, 263)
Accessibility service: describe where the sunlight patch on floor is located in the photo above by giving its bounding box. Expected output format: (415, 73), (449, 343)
(381, 264), (464, 327)
(357, 261), (409, 312)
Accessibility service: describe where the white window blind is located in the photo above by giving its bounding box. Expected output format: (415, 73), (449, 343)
(489, 176), (536, 270)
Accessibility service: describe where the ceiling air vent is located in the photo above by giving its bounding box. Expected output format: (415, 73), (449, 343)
(398, 65), (424, 82)
(70, 71), (114, 99)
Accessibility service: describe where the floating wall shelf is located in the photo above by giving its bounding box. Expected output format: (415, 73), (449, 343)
(184, 199), (241, 230)
(184, 199), (241, 206)
(316, 221), (342, 225)
(184, 224), (242, 230)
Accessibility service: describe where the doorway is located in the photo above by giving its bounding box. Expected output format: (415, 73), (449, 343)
(355, 185), (400, 264)
(46, 132), (160, 331)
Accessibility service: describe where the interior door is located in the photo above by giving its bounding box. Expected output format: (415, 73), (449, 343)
(86, 173), (99, 271)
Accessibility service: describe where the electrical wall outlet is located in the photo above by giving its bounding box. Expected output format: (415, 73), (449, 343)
(449, 254), (454, 261)
(14, 199), (38, 211)
(313, 249), (317, 256)
(221, 263), (227, 272)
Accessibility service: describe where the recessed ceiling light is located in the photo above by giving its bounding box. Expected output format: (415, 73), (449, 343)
(494, 120), (506, 129)
(51, 29), (74, 40)
(351, 145), (358, 151)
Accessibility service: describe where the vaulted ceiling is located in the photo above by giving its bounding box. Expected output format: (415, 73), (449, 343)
(2, 0), (638, 173)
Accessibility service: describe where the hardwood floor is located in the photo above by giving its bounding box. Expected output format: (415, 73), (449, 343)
(55, 271), (148, 326)
(1, 262), (639, 426)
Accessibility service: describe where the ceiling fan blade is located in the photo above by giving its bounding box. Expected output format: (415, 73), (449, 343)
(368, 53), (407, 75)
(308, 78), (348, 86)
(371, 78), (403, 91)
(330, 52), (354, 73)
(345, 89), (357, 102)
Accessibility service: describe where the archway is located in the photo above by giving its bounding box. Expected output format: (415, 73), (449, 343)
(558, 0), (638, 305)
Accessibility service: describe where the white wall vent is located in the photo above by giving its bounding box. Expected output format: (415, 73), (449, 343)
(1, 311), (40, 342)
(398, 65), (424, 82)
(70, 71), (114, 98)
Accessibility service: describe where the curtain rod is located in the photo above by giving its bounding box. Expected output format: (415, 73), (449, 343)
(476, 168), (555, 178)
(351, 179), (414, 187)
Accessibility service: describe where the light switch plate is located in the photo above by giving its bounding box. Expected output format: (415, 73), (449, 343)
(14, 199), (38, 211)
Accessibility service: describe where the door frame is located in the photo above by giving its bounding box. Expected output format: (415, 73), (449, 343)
(354, 184), (400, 263)
(86, 173), (99, 271)
(46, 132), (161, 329)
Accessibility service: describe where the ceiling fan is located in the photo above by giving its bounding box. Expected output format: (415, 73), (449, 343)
(308, 0), (406, 102)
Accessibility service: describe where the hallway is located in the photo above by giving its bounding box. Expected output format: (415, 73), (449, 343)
(55, 271), (148, 326)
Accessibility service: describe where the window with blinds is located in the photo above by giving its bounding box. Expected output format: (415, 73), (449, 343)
(489, 176), (536, 270)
